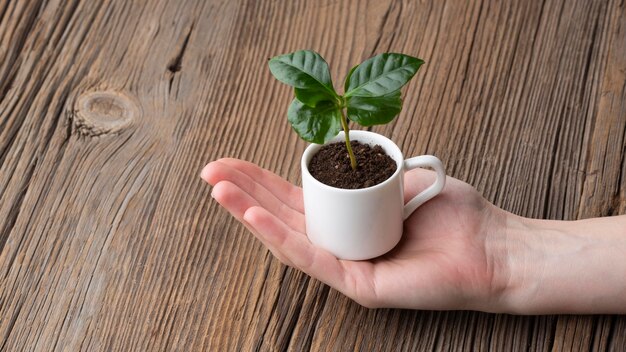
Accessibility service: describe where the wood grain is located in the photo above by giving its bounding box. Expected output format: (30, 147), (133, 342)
(0, 0), (624, 350)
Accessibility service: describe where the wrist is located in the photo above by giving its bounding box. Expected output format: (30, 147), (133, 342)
(495, 214), (626, 314)
(479, 210), (535, 314)
(494, 214), (551, 314)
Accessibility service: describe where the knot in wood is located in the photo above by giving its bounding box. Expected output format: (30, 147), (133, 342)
(72, 91), (139, 136)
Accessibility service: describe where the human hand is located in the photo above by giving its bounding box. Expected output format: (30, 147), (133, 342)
(201, 158), (512, 311)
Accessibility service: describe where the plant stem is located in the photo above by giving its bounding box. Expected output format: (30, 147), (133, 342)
(340, 109), (357, 170)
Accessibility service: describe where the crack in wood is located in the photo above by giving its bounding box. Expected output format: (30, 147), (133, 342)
(0, 299), (23, 351)
(604, 316), (618, 350)
(457, 0), (485, 96)
(609, 126), (626, 215)
(0, 82), (72, 264)
(274, 274), (309, 351)
(252, 264), (288, 351)
(579, 10), (602, 105)
(0, 157), (36, 256)
(0, 69), (17, 106)
(168, 25), (194, 73)
(542, 120), (563, 219)
(0, 1), (11, 24)
(0, 0), (45, 103)
(286, 283), (330, 352)
(167, 23), (195, 93)
(0, 115), (24, 171)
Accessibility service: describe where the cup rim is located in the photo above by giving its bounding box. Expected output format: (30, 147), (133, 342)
(301, 130), (404, 193)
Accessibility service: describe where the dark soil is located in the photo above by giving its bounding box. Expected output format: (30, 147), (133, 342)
(308, 141), (397, 189)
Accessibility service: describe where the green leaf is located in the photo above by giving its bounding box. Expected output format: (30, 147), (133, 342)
(346, 91), (402, 126)
(287, 99), (342, 144)
(294, 87), (336, 107)
(344, 64), (359, 94)
(345, 53), (424, 97)
(268, 50), (337, 98)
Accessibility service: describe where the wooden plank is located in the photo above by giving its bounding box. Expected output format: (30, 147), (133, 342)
(0, 0), (246, 350)
(0, 0), (624, 350)
(577, 0), (626, 219)
(553, 0), (626, 349)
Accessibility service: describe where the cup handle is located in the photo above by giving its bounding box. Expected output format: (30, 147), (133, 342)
(403, 155), (446, 220)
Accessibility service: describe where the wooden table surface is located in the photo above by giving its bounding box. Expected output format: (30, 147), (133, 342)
(1, 0), (625, 350)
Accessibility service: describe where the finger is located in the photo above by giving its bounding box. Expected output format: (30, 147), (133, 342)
(210, 180), (305, 234)
(204, 161), (305, 221)
(201, 160), (305, 219)
(211, 181), (294, 266)
(245, 225), (295, 267)
(211, 181), (252, 219)
(215, 158), (305, 213)
(243, 206), (357, 299)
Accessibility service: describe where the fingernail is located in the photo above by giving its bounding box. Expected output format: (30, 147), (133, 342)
(200, 163), (213, 181)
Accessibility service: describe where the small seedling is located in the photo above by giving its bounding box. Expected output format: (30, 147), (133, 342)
(268, 50), (423, 169)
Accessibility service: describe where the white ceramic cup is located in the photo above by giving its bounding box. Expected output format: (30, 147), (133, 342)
(301, 130), (446, 260)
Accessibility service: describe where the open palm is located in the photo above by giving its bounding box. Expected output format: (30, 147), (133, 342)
(201, 158), (506, 311)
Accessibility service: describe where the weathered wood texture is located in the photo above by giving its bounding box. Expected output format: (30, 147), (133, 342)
(0, 0), (624, 350)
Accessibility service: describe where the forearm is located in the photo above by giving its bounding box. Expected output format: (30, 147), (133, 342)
(496, 213), (626, 314)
